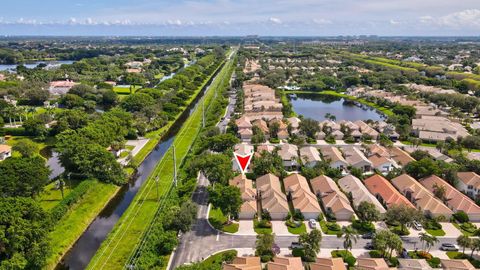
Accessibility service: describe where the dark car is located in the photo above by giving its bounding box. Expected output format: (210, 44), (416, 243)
(364, 242), (375, 250)
(290, 242), (304, 249)
(362, 232), (375, 239)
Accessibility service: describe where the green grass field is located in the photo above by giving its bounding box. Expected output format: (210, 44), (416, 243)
(425, 228), (446, 237)
(113, 85), (142, 95)
(287, 223), (307, 234)
(208, 207), (239, 233)
(253, 220), (273, 234)
(86, 53), (235, 270)
(46, 180), (119, 269)
(38, 181), (75, 211)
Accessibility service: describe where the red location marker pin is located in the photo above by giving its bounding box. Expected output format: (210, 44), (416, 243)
(234, 153), (253, 174)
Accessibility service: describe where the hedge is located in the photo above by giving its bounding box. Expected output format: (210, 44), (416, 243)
(50, 179), (95, 224)
(0, 127), (27, 136)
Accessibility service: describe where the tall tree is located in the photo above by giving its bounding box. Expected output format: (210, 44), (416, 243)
(299, 229), (322, 262)
(337, 225), (358, 251)
(457, 235), (471, 255)
(0, 156), (49, 197)
(208, 185), (242, 221)
(356, 201), (381, 223)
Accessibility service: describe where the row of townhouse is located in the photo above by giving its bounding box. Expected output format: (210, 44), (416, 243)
(411, 115), (470, 142)
(239, 143), (414, 174)
(235, 116), (301, 141)
(317, 120), (399, 142)
(364, 173), (480, 221)
(224, 255), (477, 269)
(242, 83), (283, 121)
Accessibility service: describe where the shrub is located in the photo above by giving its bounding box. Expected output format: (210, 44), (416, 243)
(317, 213), (324, 221)
(417, 251), (433, 260)
(352, 220), (375, 233)
(293, 210), (304, 221)
(454, 211), (470, 223)
(345, 256), (356, 267)
(0, 127), (27, 136)
(260, 255), (272, 263)
(50, 180), (94, 224)
(388, 257), (399, 267)
(369, 250), (383, 258)
(428, 257), (441, 268)
(460, 222), (477, 233)
(424, 219), (442, 230)
(292, 248), (304, 257)
(285, 220), (296, 228)
(257, 219), (271, 228)
(327, 222), (341, 231)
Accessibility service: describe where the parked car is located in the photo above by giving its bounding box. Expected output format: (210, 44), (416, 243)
(362, 232), (375, 239)
(413, 221), (423, 230)
(440, 243), (459, 251)
(290, 242), (304, 249)
(308, 219), (317, 229)
(364, 242), (374, 250)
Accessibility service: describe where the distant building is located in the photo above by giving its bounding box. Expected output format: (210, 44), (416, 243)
(49, 80), (78, 96)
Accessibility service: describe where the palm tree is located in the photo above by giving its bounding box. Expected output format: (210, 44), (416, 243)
(470, 238), (480, 259)
(338, 225), (358, 251)
(419, 233), (438, 252)
(457, 235), (471, 255)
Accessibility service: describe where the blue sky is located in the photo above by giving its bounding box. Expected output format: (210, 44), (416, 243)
(0, 0), (479, 36)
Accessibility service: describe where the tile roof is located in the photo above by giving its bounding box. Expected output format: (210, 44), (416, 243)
(256, 174), (290, 215)
(364, 174), (415, 208)
(229, 175), (257, 214)
(223, 257), (262, 270)
(278, 143), (298, 161)
(338, 175), (386, 213)
(299, 146), (321, 164)
(457, 172), (480, 191)
(267, 257), (303, 270)
(310, 175), (354, 216)
(355, 258), (390, 270)
(310, 258), (347, 270)
(0, 144), (12, 153)
(441, 259), (475, 270)
(283, 174), (322, 214)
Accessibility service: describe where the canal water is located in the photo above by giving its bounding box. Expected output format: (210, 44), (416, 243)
(0, 60), (74, 71)
(55, 61), (224, 270)
(289, 93), (385, 121)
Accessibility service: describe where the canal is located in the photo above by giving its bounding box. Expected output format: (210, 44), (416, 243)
(55, 61), (225, 270)
(289, 93), (385, 121)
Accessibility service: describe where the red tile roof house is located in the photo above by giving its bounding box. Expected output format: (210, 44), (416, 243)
(223, 256), (262, 270)
(364, 174), (415, 209)
(48, 80), (78, 96)
(391, 174), (453, 219)
(283, 174), (322, 219)
(256, 174), (290, 220)
(457, 172), (480, 200)
(420, 175), (480, 222)
(310, 175), (355, 221)
(267, 257), (303, 270)
(229, 175), (257, 219)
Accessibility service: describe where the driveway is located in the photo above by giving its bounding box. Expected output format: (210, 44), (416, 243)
(440, 222), (463, 238)
(305, 220), (320, 233)
(237, 220), (256, 235)
(271, 221), (293, 236)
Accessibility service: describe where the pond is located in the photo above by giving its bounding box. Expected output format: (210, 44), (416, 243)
(289, 93), (385, 121)
(40, 147), (65, 180)
(0, 60), (74, 71)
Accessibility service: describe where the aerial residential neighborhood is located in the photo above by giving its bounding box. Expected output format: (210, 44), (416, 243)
(2, 1), (480, 270)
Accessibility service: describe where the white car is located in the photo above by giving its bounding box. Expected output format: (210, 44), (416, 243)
(412, 221), (423, 230)
(308, 219), (317, 229)
(440, 243), (459, 251)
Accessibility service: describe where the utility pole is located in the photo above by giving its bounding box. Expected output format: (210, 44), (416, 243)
(155, 175), (159, 201)
(202, 99), (205, 128)
(173, 145), (177, 187)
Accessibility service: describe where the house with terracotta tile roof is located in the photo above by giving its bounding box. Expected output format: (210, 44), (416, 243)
(252, 119), (270, 138)
(236, 116), (253, 141)
(256, 174), (290, 220)
(389, 146), (415, 166)
(299, 146), (321, 167)
(398, 259), (432, 270)
(391, 174), (453, 219)
(233, 143), (254, 172)
(343, 147), (372, 172)
(331, 130), (344, 140)
(283, 174), (322, 219)
(0, 144), (12, 161)
(278, 143), (299, 170)
(286, 117), (301, 134)
(270, 119), (289, 140)
(49, 80), (78, 96)
(368, 154), (397, 174)
(355, 120), (379, 139)
(338, 175), (386, 214)
(229, 175), (257, 219)
(420, 175), (480, 221)
(441, 259), (475, 270)
(364, 174), (415, 209)
(320, 146), (348, 170)
(310, 258), (347, 270)
(310, 175), (355, 221)
(457, 172), (480, 199)
(355, 258), (390, 270)
(223, 257), (262, 270)
(267, 257), (303, 270)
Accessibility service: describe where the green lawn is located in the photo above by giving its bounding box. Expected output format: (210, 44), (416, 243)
(45, 180), (119, 269)
(87, 53), (235, 270)
(38, 181), (75, 211)
(154, 73), (164, 79)
(208, 207), (239, 233)
(113, 85), (142, 95)
(177, 250), (237, 269)
(426, 228), (446, 237)
(453, 223), (477, 236)
(287, 222), (306, 234)
(319, 220), (342, 235)
(253, 220), (273, 234)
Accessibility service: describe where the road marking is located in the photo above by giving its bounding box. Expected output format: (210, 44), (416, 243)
(216, 232), (220, 241)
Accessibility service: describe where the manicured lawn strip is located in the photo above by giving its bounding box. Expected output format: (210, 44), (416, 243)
(253, 220), (273, 234)
(425, 228), (446, 237)
(87, 54), (235, 270)
(319, 220), (341, 235)
(38, 181), (74, 211)
(287, 223), (307, 234)
(131, 60), (225, 168)
(46, 180), (119, 269)
(113, 85), (142, 95)
(208, 207), (239, 233)
(190, 250), (237, 269)
(287, 90), (394, 117)
(453, 223), (476, 236)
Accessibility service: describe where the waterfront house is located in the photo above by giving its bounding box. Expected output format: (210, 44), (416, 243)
(310, 175), (355, 221)
(256, 174), (290, 220)
(338, 175), (386, 214)
(392, 174), (453, 219)
(364, 174), (415, 209)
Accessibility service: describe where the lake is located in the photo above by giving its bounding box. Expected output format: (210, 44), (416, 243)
(289, 93), (385, 121)
(0, 60), (74, 71)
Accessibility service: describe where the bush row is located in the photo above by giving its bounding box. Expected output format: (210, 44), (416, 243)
(50, 180), (95, 224)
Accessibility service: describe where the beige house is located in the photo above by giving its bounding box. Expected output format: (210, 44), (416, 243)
(355, 120), (379, 139)
(236, 116), (253, 141)
(343, 147), (372, 172)
(233, 143), (254, 172)
(338, 175), (386, 214)
(310, 258), (347, 270)
(412, 116), (469, 142)
(441, 259), (475, 270)
(398, 259), (432, 270)
(355, 258), (390, 270)
(311, 175), (355, 221)
(457, 172), (480, 199)
(420, 175), (480, 221)
(321, 146), (348, 170)
(267, 257), (303, 270)
(278, 143), (299, 170)
(229, 175), (257, 219)
(299, 146), (321, 167)
(368, 154), (397, 174)
(286, 117), (301, 134)
(283, 174), (322, 219)
(256, 174), (290, 220)
(392, 174), (453, 219)
(223, 257), (261, 270)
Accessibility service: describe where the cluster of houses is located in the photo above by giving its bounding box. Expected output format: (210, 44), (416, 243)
(234, 143), (414, 175)
(242, 83), (284, 121)
(48, 80), (78, 96)
(125, 59), (151, 74)
(231, 169), (480, 223)
(223, 256), (477, 270)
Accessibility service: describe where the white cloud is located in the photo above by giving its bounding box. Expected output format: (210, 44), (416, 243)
(420, 9), (480, 28)
(389, 19), (401, 25)
(269, 17), (282, 24)
(312, 18), (332, 25)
